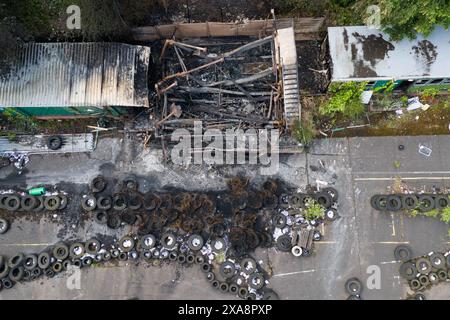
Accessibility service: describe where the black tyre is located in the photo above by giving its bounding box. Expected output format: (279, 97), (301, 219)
(206, 272), (215, 282)
(37, 252), (51, 269)
(127, 194), (142, 210)
(219, 282), (229, 293)
(140, 234), (156, 250)
(238, 287), (248, 299)
(69, 242), (85, 259)
(118, 236), (135, 253)
(375, 195), (388, 211)
(44, 196), (61, 211)
(418, 195), (435, 212)
(394, 245), (412, 262)
(401, 195), (418, 210)
(53, 243), (69, 261)
(101, 251), (112, 261)
(160, 232), (177, 250)
(220, 261), (236, 279)
(21, 196), (37, 211)
(8, 253), (24, 268)
(52, 262), (63, 273)
(47, 135), (63, 150)
(229, 283), (239, 295)
(33, 196), (45, 212)
(345, 278), (362, 296)
(418, 274), (430, 286)
(273, 214), (287, 228)
(240, 257), (257, 275)
(322, 187), (338, 202)
(416, 257), (432, 275)
(187, 234), (204, 251)
(82, 257), (93, 267)
(168, 251), (178, 261)
(428, 272), (439, 285)
(59, 194), (68, 210)
(437, 269), (447, 281)
(85, 238), (101, 255)
(386, 195), (402, 211)
(211, 238), (226, 253)
(325, 208), (339, 221)
(0, 218), (9, 234)
(201, 263), (211, 273)
(80, 196), (96, 212)
(409, 279), (421, 291)
(1, 277), (13, 289)
(414, 293), (426, 300)
(0, 263), (9, 279)
(276, 234), (292, 252)
(435, 195), (449, 210)
(430, 253), (446, 269)
(399, 262), (417, 280)
(91, 176), (107, 193)
(370, 195), (381, 210)
(177, 253), (186, 264)
(123, 176), (138, 191)
(186, 253), (195, 264)
(314, 192), (332, 208)
(211, 280), (220, 290)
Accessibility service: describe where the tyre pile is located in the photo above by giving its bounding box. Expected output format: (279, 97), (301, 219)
(0, 193), (68, 212)
(371, 194), (450, 212)
(274, 187), (339, 257)
(396, 245), (450, 292)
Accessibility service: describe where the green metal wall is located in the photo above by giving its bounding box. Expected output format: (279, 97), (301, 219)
(1, 106), (127, 117)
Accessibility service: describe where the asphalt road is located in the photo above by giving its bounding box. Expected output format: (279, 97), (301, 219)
(0, 135), (449, 300)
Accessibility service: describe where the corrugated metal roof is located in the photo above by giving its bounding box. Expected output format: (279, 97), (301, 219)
(328, 26), (450, 81)
(0, 43), (150, 107)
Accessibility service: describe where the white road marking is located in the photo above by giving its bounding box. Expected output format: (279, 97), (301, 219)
(0, 243), (53, 246)
(355, 177), (450, 181)
(315, 241), (337, 244)
(273, 269), (316, 277)
(372, 241), (410, 244)
(354, 171), (450, 175)
(390, 213), (396, 236)
(380, 260), (400, 265)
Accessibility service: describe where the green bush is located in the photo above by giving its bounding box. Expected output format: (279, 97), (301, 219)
(441, 207), (450, 223)
(304, 198), (325, 221)
(320, 82), (367, 119)
(292, 119), (316, 146)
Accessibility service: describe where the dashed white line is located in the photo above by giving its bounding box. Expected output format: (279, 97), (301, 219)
(355, 177), (450, 181)
(273, 269), (316, 277)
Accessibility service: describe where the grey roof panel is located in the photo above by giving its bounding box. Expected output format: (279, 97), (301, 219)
(328, 26), (450, 81)
(0, 43), (150, 107)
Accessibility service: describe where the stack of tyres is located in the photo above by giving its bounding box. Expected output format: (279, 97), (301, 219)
(370, 194), (449, 212)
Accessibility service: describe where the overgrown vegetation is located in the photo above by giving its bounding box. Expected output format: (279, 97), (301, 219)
(292, 118), (316, 146)
(304, 198), (325, 221)
(319, 82), (367, 119)
(406, 197), (450, 224)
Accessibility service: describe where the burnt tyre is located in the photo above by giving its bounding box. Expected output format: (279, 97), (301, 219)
(97, 196), (112, 210)
(91, 176), (107, 193)
(394, 245), (412, 262)
(107, 214), (122, 229)
(44, 196), (61, 211)
(113, 194), (127, 211)
(273, 213), (287, 229)
(418, 195), (435, 212)
(401, 195), (418, 210)
(386, 195), (402, 211)
(0, 218), (9, 234)
(123, 176), (139, 191)
(276, 234), (292, 252)
(94, 210), (108, 225)
(345, 278), (362, 296)
(47, 135), (63, 150)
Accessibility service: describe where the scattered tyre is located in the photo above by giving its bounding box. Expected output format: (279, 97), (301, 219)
(229, 283), (239, 295)
(8, 253), (24, 269)
(428, 272), (439, 285)
(52, 262), (63, 273)
(112, 194), (127, 211)
(94, 210), (108, 225)
(219, 282), (229, 293)
(107, 214), (122, 229)
(33, 196), (45, 212)
(123, 176), (138, 191)
(291, 245), (303, 257)
(0, 262), (10, 279)
(201, 263), (211, 273)
(374, 195), (388, 211)
(322, 187), (338, 202)
(345, 278), (362, 296)
(58, 194), (68, 210)
(409, 279), (421, 291)
(394, 245), (412, 262)
(1, 277), (13, 289)
(437, 269), (447, 281)
(0, 218), (9, 234)
(238, 287), (248, 299)
(418, 274), (430, 286)
(211, 238), (226, 253)
(314, 192), (332, 208)
(206, 272), (215, 282)
(435, 195), (449, 210)
(273, 214), (287, 229)
(324, 208), (338, 221)
(47, 135), (63, 150)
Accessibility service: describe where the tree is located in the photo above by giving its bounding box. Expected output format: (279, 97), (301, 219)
(378, 0), (450, 40)
(319, 81), (367, 119)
